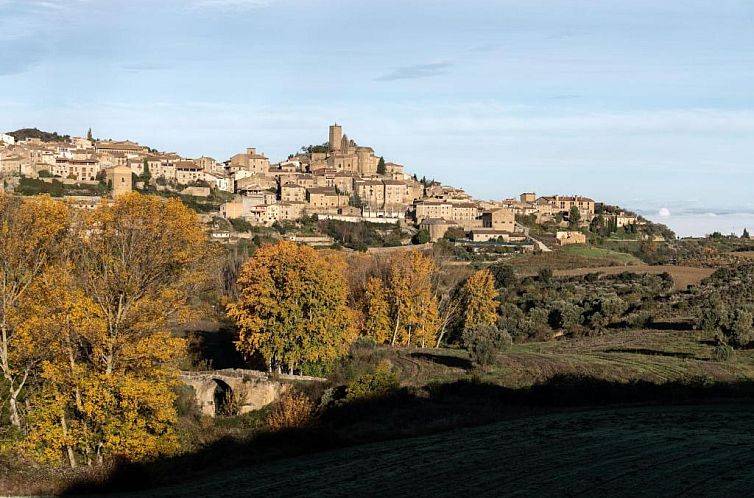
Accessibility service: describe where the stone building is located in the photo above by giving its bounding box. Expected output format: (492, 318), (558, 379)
(325, 124), (379, 176)
(536, 195), (596, 220)
(481, 207), (515, 232)
(229, 147), (270, 176)
(105, 164), (132, 197)
(556, 231), (587, 246)
(281, 182), (307, 202)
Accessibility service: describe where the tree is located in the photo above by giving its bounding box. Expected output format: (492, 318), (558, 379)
(141, 158), (152, 183)
(388, 251), (439, 347)
(229, 241), (357, 373)
(744, 228), (750, 239)
(363, 277), (392, 344)
(568, 206), (581, 229)
(489, 262), (516, 289)
(377, 156), (386, 175)
(86, 128), (93, 141)
(0, 194), (69, 428)
(462, 269), (499, 332)
(24, 192), (211, 465)
(413, 228), (430, 245)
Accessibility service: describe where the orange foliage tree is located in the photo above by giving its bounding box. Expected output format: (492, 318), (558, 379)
(228, 241), (356, 374)
(0, 194), (70, 428)
(14, 193), (210, 466)
(462, 269), (499, 331)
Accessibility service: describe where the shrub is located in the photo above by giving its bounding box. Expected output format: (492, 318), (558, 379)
(462, 323), (512, 367)
(729, 310), (753, 348)
(412, 228), (430, 245)
(712, 343), (735, 362)
(265, 391), (315, 431)
(489, 263), (516, 289)
(218, 390), (246, 417)
(346, 360), (399, 401)
(537, 268), (554, 284)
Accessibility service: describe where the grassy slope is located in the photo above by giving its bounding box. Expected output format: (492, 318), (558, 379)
(507, 244), (643, 274)
(560, 244), (643, 264)
(384, 328), (754, 389)
(73, 328), (754, 497)
(122, 403), (754, 497)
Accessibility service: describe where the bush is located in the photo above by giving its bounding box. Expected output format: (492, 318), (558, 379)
(537, 268), (553, 284)
(462, 323), (512, 367)
(265, 391), (315, 431)
(218, 390), (246, 417)
(489, 263), (516, 289)
(712, 343), (735, 362)
(412, 228), (430, 245)
(346, 360), (399, 401)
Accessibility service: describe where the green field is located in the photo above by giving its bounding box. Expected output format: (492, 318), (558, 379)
(508, 244), (643, 274)
(106, 403), (754, 497)
(382, 328), (754, 389)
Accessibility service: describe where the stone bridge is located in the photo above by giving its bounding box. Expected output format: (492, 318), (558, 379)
(180, 369), (326, 417)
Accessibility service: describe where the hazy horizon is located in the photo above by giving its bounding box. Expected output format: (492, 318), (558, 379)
(2, 0), (753, 236)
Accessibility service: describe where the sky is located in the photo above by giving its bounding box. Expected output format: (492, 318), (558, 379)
(2, 0), (754, 235)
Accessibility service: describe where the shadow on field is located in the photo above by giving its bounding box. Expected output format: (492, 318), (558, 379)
(410, 351), (472, 369)
(62, 374), (754, 495)
(649, 320), (694, 331)
(604, 348), (698, 359)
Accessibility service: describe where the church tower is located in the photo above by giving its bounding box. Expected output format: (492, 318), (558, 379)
(329, 123), (342, 153)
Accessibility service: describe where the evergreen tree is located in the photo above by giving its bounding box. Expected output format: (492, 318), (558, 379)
(86, 128), (93, 141)
(377, 156), (386, 175)
(568, 206), (581, 229)
(141, 158), (152, 183)
(743, 228), (750, 239)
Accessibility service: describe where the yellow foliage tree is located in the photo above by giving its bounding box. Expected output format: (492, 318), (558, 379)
(462, 269), (499, 330)
(228, 241), (356, 373)
(0, 194), (69, 428)
(388, 251), (439, 347)
(17, 193), (209, 466)
(363, 277), (392, 344)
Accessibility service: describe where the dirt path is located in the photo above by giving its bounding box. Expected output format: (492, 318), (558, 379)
(553, 264), (715, 289)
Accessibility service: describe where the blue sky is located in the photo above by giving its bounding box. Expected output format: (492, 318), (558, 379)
(2, 0), (754, 229)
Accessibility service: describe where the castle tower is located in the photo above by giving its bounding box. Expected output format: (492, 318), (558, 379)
(106, 164), (132, 198)
(340, 134), (350, 154)
(329, 123), (342, 153)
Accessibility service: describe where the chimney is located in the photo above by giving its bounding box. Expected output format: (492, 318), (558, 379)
(247, 147), (256, 155)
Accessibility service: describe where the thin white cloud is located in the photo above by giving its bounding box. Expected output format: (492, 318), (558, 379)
(375, 62), (453, 81)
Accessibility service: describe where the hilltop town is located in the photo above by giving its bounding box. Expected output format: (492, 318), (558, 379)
(0, 124), (648, 253)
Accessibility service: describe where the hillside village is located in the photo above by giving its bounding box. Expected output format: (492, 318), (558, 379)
(0, 124), (644, 251)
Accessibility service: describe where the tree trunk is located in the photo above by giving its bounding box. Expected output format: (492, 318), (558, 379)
(391, 311), (401, 346)
(6, 369), (28, 429)
(60, 414), (77, 468)
(8, 395), (20, 428)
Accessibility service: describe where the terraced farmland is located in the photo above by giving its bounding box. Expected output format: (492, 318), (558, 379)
(122, 403), (754, 497)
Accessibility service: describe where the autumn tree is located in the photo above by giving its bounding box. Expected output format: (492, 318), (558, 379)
(0, 194), (69, 428)
(228, 241), (356, 374)
(363, 277), (392, 344)
(19, 193), (210, 466)
(462, 269), (499, 331)
(388, 251), (439, 347)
